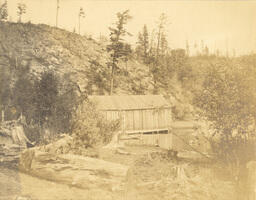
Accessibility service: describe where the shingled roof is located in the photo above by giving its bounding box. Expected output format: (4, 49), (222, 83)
(88, 95), (171, 111)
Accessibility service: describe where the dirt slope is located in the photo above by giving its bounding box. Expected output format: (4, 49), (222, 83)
(0, 22), (152, 95)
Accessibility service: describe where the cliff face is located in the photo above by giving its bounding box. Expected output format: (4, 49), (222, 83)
(0, 22), (152, 95)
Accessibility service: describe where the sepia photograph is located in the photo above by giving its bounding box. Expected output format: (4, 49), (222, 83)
(0, 0), (255, 199)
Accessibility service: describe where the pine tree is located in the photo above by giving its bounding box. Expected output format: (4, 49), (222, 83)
(78, 7), (85, 35)
(0, 0), (8, 21)
(34, 72), (59, 126)
(152, 13), (168, 93)
(156, 13), (168, 60)
(160, 32), (168, 56)
(136, 24), (149, 64)
(107, 10), (132, 95)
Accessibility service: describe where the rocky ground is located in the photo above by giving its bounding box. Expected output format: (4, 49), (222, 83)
(0, 143), (236, 200)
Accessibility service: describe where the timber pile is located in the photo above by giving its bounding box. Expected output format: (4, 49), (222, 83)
(19, 148), (129, 192)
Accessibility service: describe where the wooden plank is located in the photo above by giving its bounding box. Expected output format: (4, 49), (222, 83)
(147, 110), (154, 129)
(133, 111), (140, 130)
(140, 110), (143, 130)
(98, 107), (172, 112)
(122, 111), (125, 134)
(132, 111), (135, 131)
(125, 128), (169, 135)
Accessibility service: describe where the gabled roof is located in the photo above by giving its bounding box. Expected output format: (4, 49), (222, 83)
(88, 95), (171, 111)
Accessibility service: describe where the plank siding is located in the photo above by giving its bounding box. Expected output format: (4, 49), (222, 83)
(102, 108), (171, 133)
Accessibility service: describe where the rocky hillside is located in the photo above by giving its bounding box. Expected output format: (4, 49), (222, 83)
(0, 22), (153, 95)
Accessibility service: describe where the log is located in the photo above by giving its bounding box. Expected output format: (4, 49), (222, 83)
(19, 148), (129, 192)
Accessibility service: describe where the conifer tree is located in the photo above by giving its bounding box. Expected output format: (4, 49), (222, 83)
(136, 24), (149, 64)
(107, 10), (132, 94)
(152, 13), (168, 93)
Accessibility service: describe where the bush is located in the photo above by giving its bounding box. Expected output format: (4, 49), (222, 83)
(194, 58), (256, 178)
(172, 103), (192, 120)
(71, 100), (120, 148)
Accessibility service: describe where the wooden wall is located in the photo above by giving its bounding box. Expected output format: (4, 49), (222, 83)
(122, 120), (210, 153)
(140, 132), (173, 149)
(101, 108), (172, 133)
(138, 128), (210, 152)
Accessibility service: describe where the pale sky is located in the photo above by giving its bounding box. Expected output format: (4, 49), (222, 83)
(6, 0), (256, 55)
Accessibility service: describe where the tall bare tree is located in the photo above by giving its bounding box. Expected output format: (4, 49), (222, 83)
(156, 13), (168, 60)
(56, 0), (60, 27)
(151, 13), (168, 93)
(78, 7), (85, 35)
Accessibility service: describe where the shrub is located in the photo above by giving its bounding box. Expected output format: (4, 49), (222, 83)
(194, 58), (256, 178)
(71, 100), (120, 148)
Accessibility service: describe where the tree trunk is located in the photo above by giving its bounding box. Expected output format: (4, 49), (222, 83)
(78, 15), (80, 35)
(110, 65), (115, 95)
(19, 149), (129, 191)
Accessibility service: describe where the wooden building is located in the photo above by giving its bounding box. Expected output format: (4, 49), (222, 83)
(89, 95), (206, 152)
(89, 95), (172, 135)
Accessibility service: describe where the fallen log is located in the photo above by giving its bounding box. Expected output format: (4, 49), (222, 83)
(19, 148), (129, 192)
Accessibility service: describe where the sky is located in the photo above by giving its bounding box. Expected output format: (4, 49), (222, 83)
(5, 0), (256, 56)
